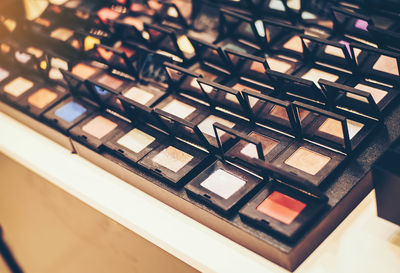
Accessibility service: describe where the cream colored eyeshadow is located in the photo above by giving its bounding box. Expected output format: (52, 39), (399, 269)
(373, 55), (399, 76)
(198, 115), (235, 138)
(152, 146), (193, 172)
(301, 68), (339, 87)
(354, 83), (387, 103)
(324, 45), (345, 58)
(50, 27), (74, 41)
(318, 118), (364, 139)
(117, 128), (155, 153)
(123, 87), (154, 105)
(177, 35), (195, 55)
(4, 77), (33, 97)
(285, 147), (330, 175)
(266, 58), (292, 73)
(161, 100), (196, 119)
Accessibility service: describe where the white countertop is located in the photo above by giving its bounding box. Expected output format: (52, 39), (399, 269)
(0, 111), (399, 273)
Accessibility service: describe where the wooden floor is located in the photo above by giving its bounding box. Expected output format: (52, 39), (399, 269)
(0, 152), (197, 273)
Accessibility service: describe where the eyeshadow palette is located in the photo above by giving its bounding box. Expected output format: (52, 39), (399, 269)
(1, 0), (400, 271)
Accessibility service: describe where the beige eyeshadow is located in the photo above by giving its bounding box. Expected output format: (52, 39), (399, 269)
(372, 55), (399, 76)
(324, 45), (345, 58)
(117, 128), (155, 153)
(232, 83), (260, 107)
(301, 68), (339, 87)
(285, 147), (330, 175)
(71, 63), (98, 80)
(50, 27), (74, 41)
(161, 99), (196, 119)
(123, 87), (154, 105)
(98, 74), (124, 89)
(266, 58), (292, 73)
(152, 146), (193, 172)
(354, 83), (387, 103)
(27, 88), (58, 109)
(82, 115), (118, 139)
(122, 16), (144, 31)
(240, 132), (278, 158)
(283, 36), (303, 53)
(318, 118), (364, 140)
(4, 77), (34, 97)
(198, 115), (235, 138)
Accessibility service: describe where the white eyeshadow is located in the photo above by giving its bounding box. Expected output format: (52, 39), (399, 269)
(269, 0), (285, 11)
(200, 169), (246, 199)
(123, 87), (154, 105)
(4, 77), (34, 97)
(347, 119), (364, 139)
(117, 128), (155, 153)
(198, 115), (235, 138)
(161, 99), (196, 119)
(152, 146), (193, 172)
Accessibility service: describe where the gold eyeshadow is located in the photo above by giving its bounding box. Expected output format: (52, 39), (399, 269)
(285, 147), (330, 175)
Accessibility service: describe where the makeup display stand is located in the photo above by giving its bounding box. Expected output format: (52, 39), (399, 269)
(0, 110), (399, 273)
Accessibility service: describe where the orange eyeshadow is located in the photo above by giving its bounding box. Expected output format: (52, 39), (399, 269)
(257, 191), (306, 224)
(71, 63), (98, 80)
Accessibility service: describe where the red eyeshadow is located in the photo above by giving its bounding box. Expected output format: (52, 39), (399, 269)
(256, 191), (306, 224)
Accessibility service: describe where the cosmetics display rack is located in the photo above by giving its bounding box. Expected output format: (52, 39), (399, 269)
(1, 0), (400, 271)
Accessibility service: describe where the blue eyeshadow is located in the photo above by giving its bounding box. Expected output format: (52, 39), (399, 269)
(55, 101), (87, 123)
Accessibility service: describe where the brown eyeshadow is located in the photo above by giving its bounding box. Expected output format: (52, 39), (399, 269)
(240, 132), (279, 158)
(269, 105), (289, 121)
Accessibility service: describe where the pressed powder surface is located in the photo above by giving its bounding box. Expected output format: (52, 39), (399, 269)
(82, 116), (118, 139)
(161, 99), (196, 119)
(256, 191), (306, 225)
(123, 87), (154, 105)
(372, 55), (399, 76)
(71, 63), (98, 80)
(232, 83), (260, 107)
(354, 83), (387, 103)
(301, 68), (339, 87)
(250, 61), (266, 74)
(200, 169), (246, 199)
(324, 45), (345, 58)
(26, 47), (43, 58)
(55, 101), (87, 122)
(190, 69), (218, 90)
(266, 58), (292, 73)
(0, 68), (9, 82)
(283, 36), (303, 53)
(269, 105), (289, 120)
(285, 147), (331, 175)
(177, 35), (195, 55)
(152, 146), (194, 172)
(198, 115), (235, 138)
(98, 74), (124, 89)
(122, 16), (144, 31)
(318, 118), (364, 140)
(27, 88), (58, 109)
(4, 77), (34, 97)
(117, 128), (155, 153)
(50, 27), (74, 41)
(240, 132), (279, 158)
